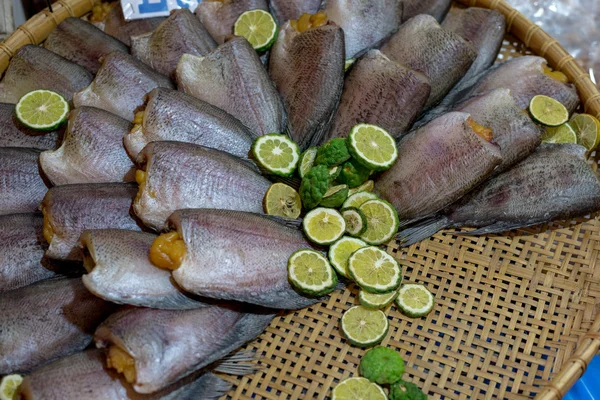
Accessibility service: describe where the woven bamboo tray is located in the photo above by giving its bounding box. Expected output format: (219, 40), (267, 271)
(2, 0), (600, 398)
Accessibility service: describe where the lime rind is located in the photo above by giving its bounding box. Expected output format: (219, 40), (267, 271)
(348, 246), (402, 293)
(251, 134), (300, 177)
(359, 289), (399, 309)
(359, 199), (400, 245)
(288, 249), (337, 296)
(529, 95), (569, 127)
(320, 184), (349, 208)
(302, 207), (346, 245)
(348, 123), (398, 171)
(328, 236), (367, 278)
(263, 183), (302, 219)
(15, 90), (69, 131)
(342, 191), (378, 209)
(395, 284), (435, 318)
(341, 207), (367, 237)
(234, 9), (278, 52)
(299, 148), (318, 178)
(340, 306), (389, 347)
(542, 123), (577, 144)
(331, 377), (387, 400)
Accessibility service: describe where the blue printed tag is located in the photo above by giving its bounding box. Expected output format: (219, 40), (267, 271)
(120, 0), (201, 20)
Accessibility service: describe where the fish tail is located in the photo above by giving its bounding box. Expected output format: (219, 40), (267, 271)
(214, 349), (261, 376)
(396, 216), (449, 247)
(197, 373), (233, 400)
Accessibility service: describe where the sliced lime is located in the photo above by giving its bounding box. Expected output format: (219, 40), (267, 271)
(320, 184), (349, 208)
(348, 180), (375, 196)
(328, 236), (367, 278)
(329, 165), (342, 181)
(288, 249), (337, 296)
(359, 289), (399, 309)
(342, 191), (378, 209)
(234, 9), (278, 52)
(542, 123), (577, 144)
(251, 134), (300, 177)
(348, 246), (402, 293)
(341, 305), (389, 347)
(395, 284), (435, 318)
(344, 58), (356, 72)
(298, 147), (317, 178)
(529, 94), (569, 127)
(331, 377), (386, 400)
(348, 123), (398, 171)
(15, 90), (69, 131)
(341, 207), (367, 236)
(359, 199), (399, 245)
(263, 183), (302, 219)
(303, 207), (346, 245)
(0, 375), (23, 400)
(570, 113), (600, 151)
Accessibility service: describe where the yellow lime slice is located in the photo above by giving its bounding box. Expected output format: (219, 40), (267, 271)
(234, 9), (278, 52)
(298, 147), (317, 178)
(342, 191), (377, 209)
(252, 134), (300, 177)
(359, 199), (399, 245)
(348, 180), (375, 196)
(340, 306), (389, 347)
(263, 183), (302, 218)
(302, 207), (346, 245)
(529, 95), (569, 127)
(341, 207), (367, 236)
(395, 284), (435, 318)
(359, 288), (399, 309)
(570, 113), (600, 151)
(348, 246), (402, 293)
(542, 123), (577, 144)
(331, 377), (387, 400)
(0, 375), (23, 400)
(15, 90), (69, 131)
(348, 123), (398, 171)
(288, 249), (337, 296)
(328, 236), (367, 278)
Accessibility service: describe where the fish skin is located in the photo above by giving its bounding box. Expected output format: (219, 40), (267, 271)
(401, 0), (451, 22)
(20, 349), (233, 400)
(324, 0), (402, 59)
(0, 213), (57, 293)
(269, 0), (321, 25)
(380, 14), (477, 108)
(324, 49), (430, 142)
(176, 36), (286, 137)
(0, 147), (48, 216)
(0, 45), (93, 104)
(0, 277), (116, 375)
(42, 182), (142, 261)
(73, 52), (174, 122)
(375, 112), (503, 222)
(40, 107), (135, 185)
(44, 17), (129, 74)
(94, 304), (275, 393)
(124, 88), (254, 159)
(131, 9), (217, 78)
(103, 3), (166, 47)
(269, 22), (345, 149)
(196, 0), (269, 44)
(81, 229), (205, 310)
(441, 7), (506, 90)
(453, 89), (542, 174)
(168, 209), (332, 309)
(0, 103), (62, 149)
(134, 141), (270, 230)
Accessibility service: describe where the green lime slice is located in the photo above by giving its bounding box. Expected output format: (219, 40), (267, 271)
(15, 90), (69, 131)
(359, 199), (399, 245)
(570, 113), (600, 151)
(288, 249), (337, 296)
(344, 58), (356, 72)
(263, 182), (302, 219)
(348, 180), (375, 196)
(348, 123), (398, 171)
(320, 184), (349, 208)
(328, 236), (367, 278)
(340, 305), (389, 347)
(303, 207), (346, 245)
(542, 123), (577, 144)
(341, 207), (367, 236)
(298, 147), (317, 178)
(348, 246), (402, 293)
(252, 134), (300, 177)
(395, 284), (435, 318)
(529, 95), (569, 127)
(331, 377), (387, 400)
(0, 375), (23, 400)
(234, 9), (278, 52)
(342, 191), (378, 209)
(359, 288), (399, 309)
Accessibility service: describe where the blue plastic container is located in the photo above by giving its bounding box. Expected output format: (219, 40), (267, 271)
(564, 356), (600, 400)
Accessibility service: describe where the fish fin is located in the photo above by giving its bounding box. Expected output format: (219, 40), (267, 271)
(454, 221), (528, 236)
(213, 349), (261, 376)
(269, 175), (301, 191)
(196, 373), (233, 400)
(262, 214), (303, 230)
(396, 216), (449, 246)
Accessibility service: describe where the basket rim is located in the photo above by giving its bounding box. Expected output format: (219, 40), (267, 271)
(1, 0), (599, 398)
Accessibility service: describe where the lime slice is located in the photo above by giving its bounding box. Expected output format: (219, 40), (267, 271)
(348, 180), (375, 196)
(342, 191), (378, 209)
(0, 375), (23, 400)
(15, 90), (69, 131)
(359, 199), (399, 245)
(341, 305), (389, 347)
(344, 58), (356, 72)
(348, 124), (398, 171)
(328, 236), (367, 278)
(234, 9), (278, 52)
(529, 95), (569, 127)
(570, 113), (600, 151)
(341, 207), (367, 236)
(359, 288), (399, 309)
(252, 134), (300, 177)
(264, 183), (302, 218)
(329, 165), (342, 181)
(395, 284), (434, 318)
(288, 249), (337, 296)
(298, 147), (317, 178)
(331, 377), (387, 400)
(303, 207), (346, 245)
(542, 123), (577, 144)
(320, 184), (349, 208)
(348, 246), (402, 293)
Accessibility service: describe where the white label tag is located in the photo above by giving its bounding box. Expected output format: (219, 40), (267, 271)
(120, 0), (201, 20)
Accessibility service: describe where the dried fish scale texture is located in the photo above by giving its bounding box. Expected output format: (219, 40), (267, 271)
(0, 147), (48, 216)
(0, 103), (62, 149)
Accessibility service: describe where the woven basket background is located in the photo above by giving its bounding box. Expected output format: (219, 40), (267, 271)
(1, 0), (600, 398)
